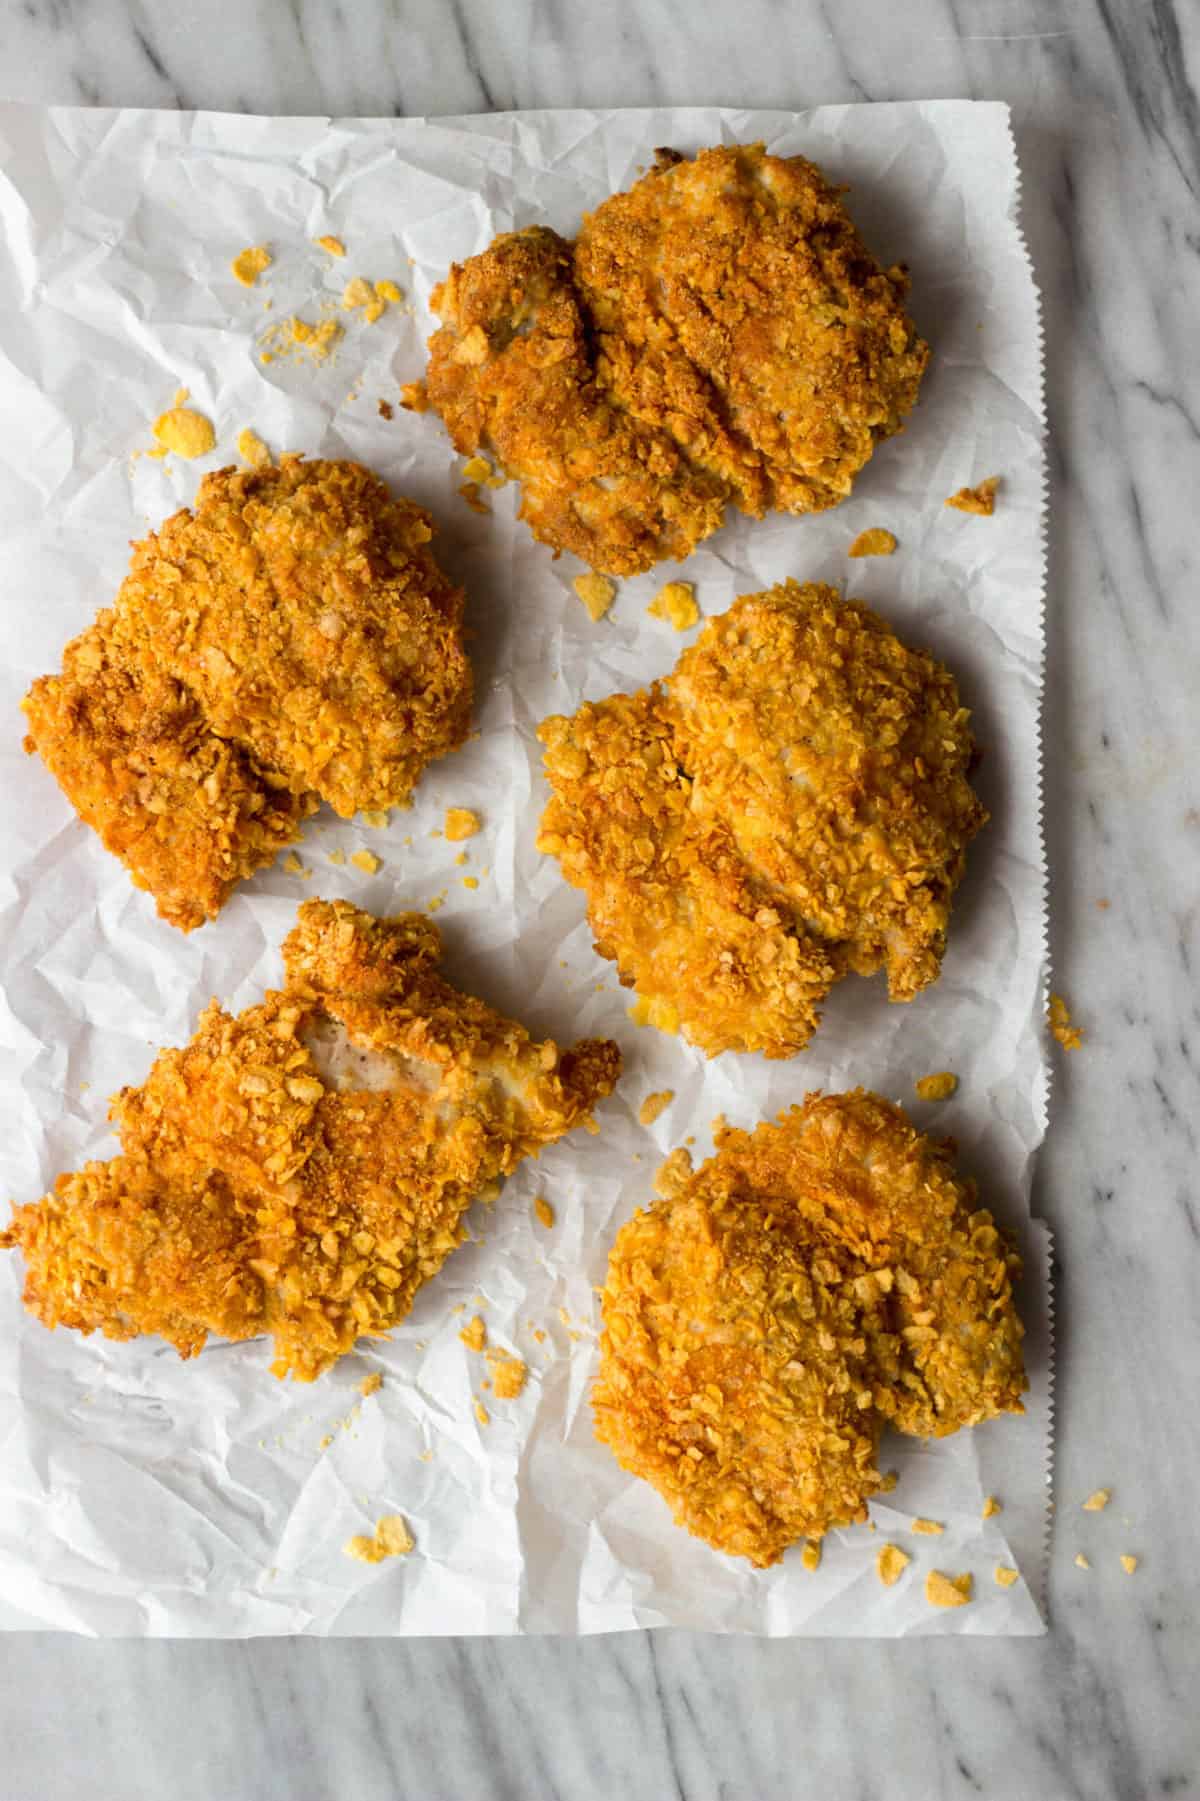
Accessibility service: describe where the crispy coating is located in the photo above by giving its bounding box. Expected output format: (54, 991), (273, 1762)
(426, 145), (928, 576)
(538, 581), (986, 1058)
(594, 1090), (1026, 1567)
(23, 458), (472, 929)
(1, 900), (620, 1380)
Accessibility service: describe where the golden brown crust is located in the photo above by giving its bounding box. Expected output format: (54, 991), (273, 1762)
(594, 1090), (1026, 1567)
(2, 900), (621, 1381)
(426, 146), (928, 576)
(538, 581), (986, 1057)
(22, 458), (472, 929)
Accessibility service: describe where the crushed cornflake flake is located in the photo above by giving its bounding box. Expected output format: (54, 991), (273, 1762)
(911, 1518), (944, 1536)
(317, 1433), (333, 1451)
(375, 280), (402, 304)
(1120, 1554), (1139, 1574)
(1049, 993), (1083, 1050)
(994, 1565), (1019, 1588)
(458, 480), (490, 514)
(1074, 1553), (1091, 1570)
(573, 573), (617, 622)
(151, 406), (216, 460)
(316, 235), (346, 257)
(459, 1315), (487, 1353)
(462, 455), (493, 483)
(231, 245), (271, 286)
(350, 849), (381, 875)
(638, 1089), (675, 1127)
(474, 1400), (490, 1427)
(801, 1539), (822, 1572)
(283, 852), (305, 876)
(848, 527), (898, 558)
(361, 809), (389, 829)
(328, 848), (345, 866)
(945, 475), (1000, 515)
(629, 993), (680, 1033)
(343, 1514), (414, 1564)
(400, 381), (429, 412)
(444, 808), (480, 842)
(237, 427), (271, 469)
(925, 1570), (973, 1608)
(982, 1495), (1002, 1520)
(259, 314), (343, 366)
(915, 1071), (958, 1102)
(533, 1195), (555, 1229)
(486, 1351), (528, 1400)
(1082, 1488), (1111, 1511)
(462, 876), (479, 890)
(877, 1544), (910, 1586)
(647, 580), (699, 631)
(377, 399), (394, 420)
(359, 1372), (382, 1398)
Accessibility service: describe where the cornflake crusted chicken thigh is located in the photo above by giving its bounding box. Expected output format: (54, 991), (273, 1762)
(22, 458), (472, 930)
(1, 900), (620, 1380)
(538, 581), (986, 1058)
(594, 1091), (1026, 1568)
(424, 143), (929, 576)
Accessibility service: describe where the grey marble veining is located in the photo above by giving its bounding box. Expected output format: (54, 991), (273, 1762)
(0, 0), (1197, 1796)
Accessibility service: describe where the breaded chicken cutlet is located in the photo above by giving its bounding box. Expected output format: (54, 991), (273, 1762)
(538, 581), (986, 1058)
(424, 144), (928, 576)
(1, 900), (620, 1380)
(594, 1090), (1026, 1567)
(22, 458), (472, 930)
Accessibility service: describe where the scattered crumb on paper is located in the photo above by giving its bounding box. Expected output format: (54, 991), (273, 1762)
(260, 315), (343, 366)
(237, 428), (271, 468)
(486, 1352), (528, 1400)
(915, 1071), (958, 1101)
(638, 1089), (675, 1127)
(400, 380), (429, 412)
(573, 573), (616, 621)
(982, 1495), (1002, 1519)
(316, 235), (346, 257)
(474, 1400), (490, 1427)
(801, 1540), (821, 1573)
(925, 1570), (972, 1608)
(151, 406), (215, 459)
(459, 1315), (487, 1353)
(911, 1519), (944, 1536)
(647, 580), (699, 630)
(350, 849), (381, 875)
(877, 1545), (910, 1586)
(849, 527), (898, 557)
(1120, 1554), (1139, 1574)
(945, 475), (1000, 515)
(444, 808), (480, 842)
(1082, 1488), (1111, 1511)
(231, 245), (271, 286)
(994, 1565), (1019, 1588)
(533, 1195), (555, 1230)
(344, 1514), (414, 1564)
(359, 1372), (382, 1398)
(1074, 1553), (1090, 1570)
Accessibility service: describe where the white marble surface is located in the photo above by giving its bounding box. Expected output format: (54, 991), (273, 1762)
(0, 0), (1195, 1796)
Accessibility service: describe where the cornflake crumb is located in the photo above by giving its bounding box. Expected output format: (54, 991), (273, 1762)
(534, 1195), (555, 1230)
(283, 852), (305, 876)
(460, 1315), (487, 1353)
(925, 1570), (973, 1608)
(994, 1565), (1019, 1588)
(318, 1433), (333, 1451)
(237, 428), (272, 469)
(487, 1352), (528, 1400)
(400, 381), (429, 412)
(1049, 993), (1083, 1050)
(1083, 1488), (1111, 1512)
(359, 1372), (382, 1398)
(343, 1514), (414, 1564)
(474, 1400), (490, 1427)
(462, 455), (493, 483)
(638, 1089), (675, 1127)
(351, 849), (381, 875)
(375, 280), (403, 304)
(982, 1495), (1002, 1520)
(462, 876), (479, 890)
(849, 527), (898, 558)
(945, 476), (1000, 516)
(801, 1539), (822, 1573)
(911, 1518), (944, 1536)
(915, 1071), (958, 1102)
(1120, 1554), (1139, 1574)
(573, 573), (617, 622)
(445, 808), (480, 842)
(877, 1544), (910, 1586)
(152, 406), (216, 460)
(361, 809), (389, 829)
(1075, 1553), (1091, 1570)
(459, 481), (491, 514)
(531, 1327), (547, 1345)
(232, 245), (271, 286)
(378, 399), (394, 420)
(260, 314), (343, 366)
(328, 848), (346, 866)
(647, 580), (699, 631)
(316, 235), (346, 257)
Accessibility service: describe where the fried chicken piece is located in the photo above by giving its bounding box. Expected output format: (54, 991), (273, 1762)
(538, 581), (986, 1058)
(426, 145), (928, 576)
(594, 1090), (1026, 1567)
(1, 900), (620, 1380)
(23, 458), (472, 929)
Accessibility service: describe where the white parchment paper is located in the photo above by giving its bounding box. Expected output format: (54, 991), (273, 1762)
(0, 101), (1050, 1636)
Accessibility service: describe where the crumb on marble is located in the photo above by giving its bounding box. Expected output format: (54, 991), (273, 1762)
(1075, 1553), (1091, 1570)
(1083, 1488), (1111, 1512)
(1120, 1554), (1139, 1574)
(1049, 993), (1084, 1050)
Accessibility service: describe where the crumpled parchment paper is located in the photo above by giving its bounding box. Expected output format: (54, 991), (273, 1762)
(0, 100), (1051, 1636)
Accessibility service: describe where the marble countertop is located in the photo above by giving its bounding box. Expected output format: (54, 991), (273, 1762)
(0, 1), (1195, 1796)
